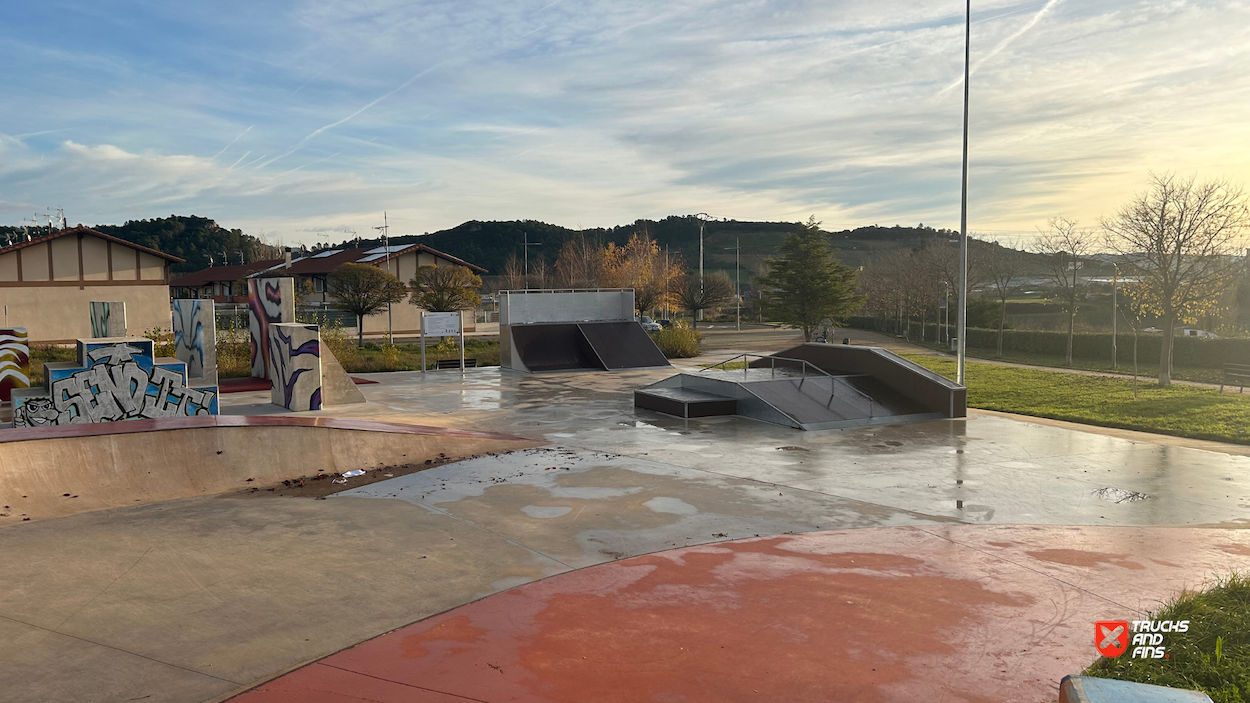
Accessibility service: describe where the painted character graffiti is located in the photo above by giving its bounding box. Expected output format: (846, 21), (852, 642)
(15, 397), (58, 427)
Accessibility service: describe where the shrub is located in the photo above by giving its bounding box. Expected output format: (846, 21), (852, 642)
(651, 322), (701, 358)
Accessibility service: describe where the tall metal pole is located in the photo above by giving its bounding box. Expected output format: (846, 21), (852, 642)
(1112, 267), (1118, 370)
(725, 238), (741, 330)
(956, 0), (971, 386)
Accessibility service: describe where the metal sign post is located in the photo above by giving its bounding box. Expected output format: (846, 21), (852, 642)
(420, 311), (426, 373)
(423, 312), (463, 371)
(459, 310), (466, 373)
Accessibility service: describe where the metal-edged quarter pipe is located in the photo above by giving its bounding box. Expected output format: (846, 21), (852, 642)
(0, 417), (538, 525)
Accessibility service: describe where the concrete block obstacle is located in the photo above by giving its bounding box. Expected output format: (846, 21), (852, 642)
(1059, 676), (1213, 703)
(268, 323), (322, 411)
(172, 298), (217, 384)
(12, 336), (218, 427)
(247, 277), (295, 379)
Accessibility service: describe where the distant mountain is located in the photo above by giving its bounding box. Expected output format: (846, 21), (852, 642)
(324, 217), (971, 279)
(1, 213), (1037, 280)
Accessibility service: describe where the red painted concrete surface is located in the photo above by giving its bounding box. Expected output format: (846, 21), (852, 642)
(230, 526), (1250, 703)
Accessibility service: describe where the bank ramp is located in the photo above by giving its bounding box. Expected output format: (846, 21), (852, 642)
(506, 322), (670, 373)
(635, 344), (965, 430)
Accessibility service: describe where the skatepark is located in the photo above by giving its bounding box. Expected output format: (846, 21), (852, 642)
(1, 289), (1249, 702)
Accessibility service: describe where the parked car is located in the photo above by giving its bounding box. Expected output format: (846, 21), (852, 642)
(657, 319), (674, 329)
(637, 315), (662, 332)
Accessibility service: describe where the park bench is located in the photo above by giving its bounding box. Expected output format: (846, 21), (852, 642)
(1220, 363), (1250, 393)
(436, 358), (477, 370)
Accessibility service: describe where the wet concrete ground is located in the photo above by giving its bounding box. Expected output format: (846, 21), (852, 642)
(1, 359), (1248, 702)
(233, 526), (1250, 703)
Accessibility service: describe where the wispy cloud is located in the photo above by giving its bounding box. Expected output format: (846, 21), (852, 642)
(937, 0), (1065, 97)
(0, 0), (1246, 246)
(211, 124), (253, 161)
(257, 63), (440, 170)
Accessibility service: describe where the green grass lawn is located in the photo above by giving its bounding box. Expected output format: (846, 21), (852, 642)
(911, 342), (1223, 385)
(904, 354), (1250, 445)
(1085, 575), (1250, 703)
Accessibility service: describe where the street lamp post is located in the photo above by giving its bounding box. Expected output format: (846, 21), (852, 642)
(956, 0), (972, 386)
(725, 238), (741, 330)
(695, 213), (710, 322)
(1112, 266), (1119, 370)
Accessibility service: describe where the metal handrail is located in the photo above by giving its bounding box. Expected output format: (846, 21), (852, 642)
(700, 353), (874, 417)
(499, 288), (634, 295)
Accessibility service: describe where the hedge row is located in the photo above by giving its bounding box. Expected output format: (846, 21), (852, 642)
(843, 316), (1250, 369)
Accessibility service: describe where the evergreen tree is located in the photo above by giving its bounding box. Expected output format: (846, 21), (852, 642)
(756, 217), (864, 341)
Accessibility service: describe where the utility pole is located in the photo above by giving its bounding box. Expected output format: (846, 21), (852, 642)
(725, 238), (741, 330)
(522, 232), (542, 288)
(956, 0), (971, 386)
(374, 212), (392, 344)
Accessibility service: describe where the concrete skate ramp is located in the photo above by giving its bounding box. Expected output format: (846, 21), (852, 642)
(757, 343), (966, 418)
(509, 323), (602, 372)
(577, 322), (670, 370)
(508, 321), (670, 372)
(0, 417), (536, 525)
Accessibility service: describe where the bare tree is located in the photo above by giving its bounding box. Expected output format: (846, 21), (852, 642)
(1103, 173), (1250, 385)
(553, 234), (604, 288)
(1034, 217), (1097, 366)
(677, 272), (733, 329)
(982, 244), (1023, 358)
(502, 253), (525, 291)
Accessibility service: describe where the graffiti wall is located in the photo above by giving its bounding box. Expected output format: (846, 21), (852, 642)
(172, 299), (217, 382)
(268, 323), (321, 411)
(0, 328), (29, 402)
(13, 337), (219, 427)
(248, 278), (295, 379)
(89, 301), (127, 338)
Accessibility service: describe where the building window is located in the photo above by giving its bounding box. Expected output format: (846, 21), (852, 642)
(314, 277), (325, 293)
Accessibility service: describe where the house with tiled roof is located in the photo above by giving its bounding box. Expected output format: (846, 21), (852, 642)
(250, 243), (488, 338)
(0, 225), (184, 342)
(171, 259), (285, 303)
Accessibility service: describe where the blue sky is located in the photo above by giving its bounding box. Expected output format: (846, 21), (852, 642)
(1, 0), (1247, 248)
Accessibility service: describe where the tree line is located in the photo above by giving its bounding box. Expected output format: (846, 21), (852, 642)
(857, 173), (1250, 386)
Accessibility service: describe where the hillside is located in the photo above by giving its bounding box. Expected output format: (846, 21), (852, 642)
(329, 218), (976, 279)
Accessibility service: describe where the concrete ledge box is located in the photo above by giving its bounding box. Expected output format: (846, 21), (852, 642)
(1059, 676), (1213, 703)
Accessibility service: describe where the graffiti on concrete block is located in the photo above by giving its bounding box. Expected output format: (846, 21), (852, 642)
(89, 301), (127, 337)
(172, 299), (217, 380)
(0, 328), (30, 402)
(268, 323), (321, 411)
(13, 339), (218, 427)
(14, 396), (57, 427)
(248, 278), (295, 379)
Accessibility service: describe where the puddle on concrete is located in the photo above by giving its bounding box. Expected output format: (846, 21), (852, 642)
(617, 421), (661, 430)
(1092, 487), (1152, 504)
(777, 446), (809, 452)
(521, 505), (574, 519)
(643, 497), (699, 516)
